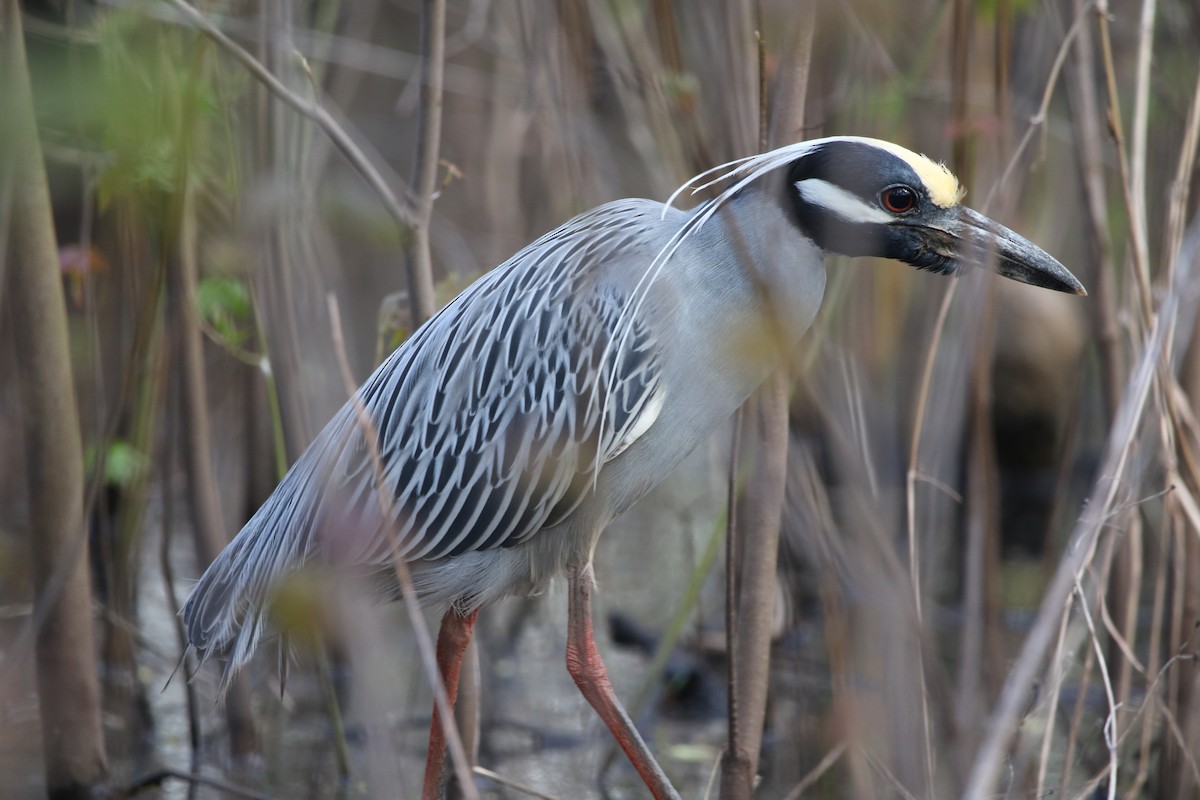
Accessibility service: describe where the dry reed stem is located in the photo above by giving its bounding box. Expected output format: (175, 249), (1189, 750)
(1074, 574), (1120, 800)
(1068, 0), (1124, 417)
(326, 295), (478, 799)
(470, 766), (561, 800)
(905, 280), (955, 622)
(121, 766), (281, 800)
(1034, 597), (1075, 797)
(1152, 681), (1200, 790)
(1094, 0), (1154, 325)
(1162, 67), (1200, 288)
(860, 746), (921, 800)
(163, 0), (415, 231)
(1060, 634), (1097, 798)
(779, 741), (847, 800)
(1129, 0), (1157, 266)
(903, 279), (955, 794)
(156, 391), (202, 776)
(407, 0), (445, 324)
(983, 2), (1091, 210)
(1126, 505), (1172, 797)
(963, 298), (1177, 800)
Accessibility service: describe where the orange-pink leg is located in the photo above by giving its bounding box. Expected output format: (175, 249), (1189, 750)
(421, 607), (479, 800)
(565, 562), (681, 800)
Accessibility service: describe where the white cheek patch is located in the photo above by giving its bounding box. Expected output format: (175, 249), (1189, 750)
(796, 178), (893, 225)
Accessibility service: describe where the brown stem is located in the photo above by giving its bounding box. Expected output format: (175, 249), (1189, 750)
(719, 9), (813, 796)
(1066, 0), (1124, 419)
(166, 39), (259, 761)
(1, 1), (109, 792)
(963, 301), (1176, 799)
(163, 0), (415, 231)
(326, 296), (477, 798)
(407, 0), (446, 326)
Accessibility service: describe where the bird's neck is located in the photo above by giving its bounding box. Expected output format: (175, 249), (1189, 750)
(692, 188), (828, 359)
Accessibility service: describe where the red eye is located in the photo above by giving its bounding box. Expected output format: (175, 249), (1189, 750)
(882, 185), (917, 214)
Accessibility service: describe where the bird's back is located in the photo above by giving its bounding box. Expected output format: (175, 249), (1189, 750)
(182, 199), (686, 682)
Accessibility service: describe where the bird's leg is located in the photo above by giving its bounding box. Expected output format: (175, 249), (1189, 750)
(565, 562), (681, 800)
(421, 606), (479, 800)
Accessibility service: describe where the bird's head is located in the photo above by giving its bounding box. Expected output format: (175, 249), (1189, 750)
(780, 137), (1085, 295)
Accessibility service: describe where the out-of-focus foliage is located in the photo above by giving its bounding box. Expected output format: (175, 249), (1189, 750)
(196, 274), (252, 348)
(1, 1), (1198, 798)
(85, 439), (150, 490)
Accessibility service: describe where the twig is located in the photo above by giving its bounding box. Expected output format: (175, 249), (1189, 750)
(158, 383), (202, 777)
(602, 501), (729, 780)
(780, 740), (847, 800)
(1060, 632), (1096, 798)
(962, 297), (1177, 800)
(983, 2), (1092, 210)
(1074, 575), (1120, 800)
(1034, 598), (1075, 797)
(861, 747), (922, 800)
(160, 0), (414, 232)
(1151, 677), (1200, 791)
(120, 768), (280, 800)
(325, 295), (478, 799)
(1066, 0), (1124, 418)
(406, 0), (446, 325)
(313, 633), (351, 779)
(1094, 0), (1153, 324)
(1097, 573), (1147, 674)
(724, 404), (743, 772)
(472, 766), (560, 800)
(1128, 0), (1157, 265)
(1161, 61), (1200, 287)
(905, 280), (957, 624)
(901, 280), (958, 799)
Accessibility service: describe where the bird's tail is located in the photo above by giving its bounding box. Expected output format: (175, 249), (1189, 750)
(180, 465), (317, 698)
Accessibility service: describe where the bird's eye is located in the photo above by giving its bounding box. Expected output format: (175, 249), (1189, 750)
(881, 185), (917, 214)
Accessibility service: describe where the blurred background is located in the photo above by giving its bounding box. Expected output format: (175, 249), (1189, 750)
(1, 0), (1199, 798)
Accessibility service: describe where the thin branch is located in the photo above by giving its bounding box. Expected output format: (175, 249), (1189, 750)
(1128, 0), (1157, 262)
(962, 297), (1176, 800)
(780, 741), (847, 800)
(471, 766), (561, 800)
(1067, 0), (1124, 418)
(1034, 598), (1075, 798)
(1074, 576), (1120, 800)
(406, 0), (446, 325)
(1161, 63), (1200, 287)
(121, 768), (280, 800)
(983, 2), (1092, 210)
(325, 295), (478, 799)
(905, 280), (958, 623)
(1094, 0), (1153, 324)
(161, 0), (415, 232)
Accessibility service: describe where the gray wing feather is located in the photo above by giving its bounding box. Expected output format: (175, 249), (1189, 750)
(182, 199), (670, 692)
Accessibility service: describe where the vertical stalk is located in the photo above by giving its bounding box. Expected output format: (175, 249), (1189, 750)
(719, 5), (813, 798)
(257, 0), (315, 461)
(1128, 0), (1157, 264)
(408, 0), (445, 326)
(166, 38), (260, 761)
(1, 1), (109, 793)
(1066, 0), (1123, 418)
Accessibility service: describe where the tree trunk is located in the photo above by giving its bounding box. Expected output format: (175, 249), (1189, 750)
(1, 2), (109, 795)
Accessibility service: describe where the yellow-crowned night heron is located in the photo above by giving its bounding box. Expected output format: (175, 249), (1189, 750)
(182, 137), (1084, 800)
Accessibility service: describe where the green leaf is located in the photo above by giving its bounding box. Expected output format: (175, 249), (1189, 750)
(85, 439), (150, 489)
(196, 275), (253, 346)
